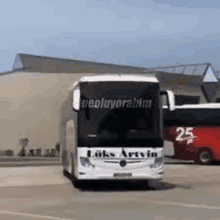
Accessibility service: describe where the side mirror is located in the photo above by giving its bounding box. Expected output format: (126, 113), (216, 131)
(160, 90), (175, 111)
(72, 88), (80, 111)
(166, 90), (175, 111)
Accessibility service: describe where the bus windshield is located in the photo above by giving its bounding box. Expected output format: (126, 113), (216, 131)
(78, 81), (162, 147)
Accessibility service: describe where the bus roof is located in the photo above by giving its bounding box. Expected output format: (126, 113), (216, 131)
(80, 74), (159, 83)
(69, 74), (159, 91)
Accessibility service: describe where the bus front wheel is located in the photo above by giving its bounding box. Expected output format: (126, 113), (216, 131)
(195, 149), (213, 165)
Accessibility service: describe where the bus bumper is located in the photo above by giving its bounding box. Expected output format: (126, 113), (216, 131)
(76, 167), (164, 181)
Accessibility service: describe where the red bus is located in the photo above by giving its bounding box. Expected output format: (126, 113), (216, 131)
(162, 91), (220, 165)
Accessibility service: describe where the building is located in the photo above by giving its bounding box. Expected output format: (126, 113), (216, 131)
(0, 54), (218, 154)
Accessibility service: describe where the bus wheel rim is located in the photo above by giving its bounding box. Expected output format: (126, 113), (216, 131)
(200, 151), (211, 163)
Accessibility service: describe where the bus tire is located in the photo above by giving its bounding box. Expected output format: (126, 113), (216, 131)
(63, 169), (68, 177)
(195, 148), (213, 165)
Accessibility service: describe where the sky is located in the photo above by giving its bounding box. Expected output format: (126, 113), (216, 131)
(1, 0), (220, 72)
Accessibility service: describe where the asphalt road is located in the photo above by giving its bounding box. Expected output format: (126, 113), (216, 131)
(1, 164), (220, 220)
(1, 141), (220, 220)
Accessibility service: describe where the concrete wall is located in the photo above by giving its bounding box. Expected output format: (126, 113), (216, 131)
(0, 72), (95, 155)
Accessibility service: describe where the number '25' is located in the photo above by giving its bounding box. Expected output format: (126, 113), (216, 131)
(175, 127), (194, 141)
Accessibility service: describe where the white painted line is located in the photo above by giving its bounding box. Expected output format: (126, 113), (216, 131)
(0, 210), (75, 220)
(164, 164), (187, 169)
(147, 200), (220, 210)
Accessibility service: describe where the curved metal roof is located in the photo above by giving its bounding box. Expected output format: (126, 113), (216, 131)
(1, 53), (220, 102)
(11, 53), (148, 74)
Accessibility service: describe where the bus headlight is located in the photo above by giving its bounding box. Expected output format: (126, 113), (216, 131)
(80, 157), (95, 168)
(150, 157), (163, 168)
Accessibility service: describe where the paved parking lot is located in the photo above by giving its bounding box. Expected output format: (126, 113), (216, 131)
(0, 163), (220, 219)
(0, 142), (220, 220)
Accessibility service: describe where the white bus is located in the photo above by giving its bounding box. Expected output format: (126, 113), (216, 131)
(63, 74), (164, 187)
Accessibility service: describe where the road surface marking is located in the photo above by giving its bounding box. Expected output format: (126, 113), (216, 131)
(164, 164), (186, 169)
(147, 200), (220, 210)
(0, 210), (75, 220)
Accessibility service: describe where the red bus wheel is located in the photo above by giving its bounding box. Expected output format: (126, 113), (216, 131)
(195, 149), (212, 165)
